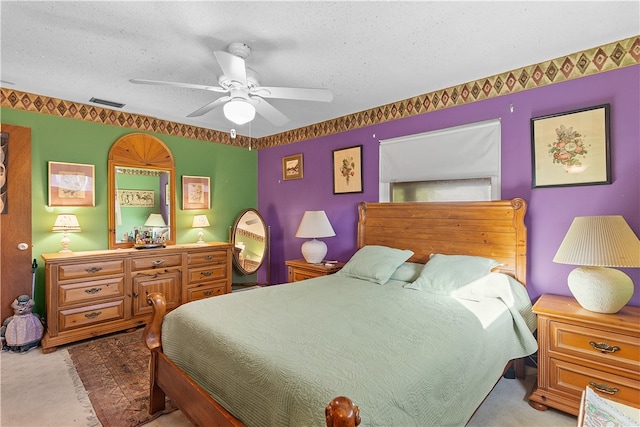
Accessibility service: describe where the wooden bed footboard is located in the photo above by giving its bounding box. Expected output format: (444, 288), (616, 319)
(143, 292), (361, 427)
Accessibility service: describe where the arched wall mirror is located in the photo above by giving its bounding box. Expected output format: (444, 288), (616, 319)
(108, 133), (176, 249)
(231, 208), (268, 277)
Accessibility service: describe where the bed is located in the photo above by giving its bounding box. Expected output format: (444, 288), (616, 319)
(143, 198), (537, 426)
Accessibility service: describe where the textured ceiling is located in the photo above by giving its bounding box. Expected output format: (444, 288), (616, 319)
(1, 1), (638, 138)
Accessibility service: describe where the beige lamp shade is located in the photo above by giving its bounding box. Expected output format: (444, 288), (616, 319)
(192, 214), (210, 244)
(144, 213), (167, 227)
(554, 215), (640, 313)
(52, 214), (81, 253)
(295, 210), (336, 264)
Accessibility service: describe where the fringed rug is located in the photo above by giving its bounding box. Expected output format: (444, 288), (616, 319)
(67, 328), (178, 427)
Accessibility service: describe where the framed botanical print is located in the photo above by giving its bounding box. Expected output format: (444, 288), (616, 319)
(182, 175), (210, 210)
(333, 145), (363, 194)
(48, 161), (95, 207)
(531, 104), (611, 188)
(282, 154), (303, 180)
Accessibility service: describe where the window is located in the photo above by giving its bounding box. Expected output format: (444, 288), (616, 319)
(379, 119), (501, 202)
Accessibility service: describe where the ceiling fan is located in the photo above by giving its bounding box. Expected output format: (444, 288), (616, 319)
(130, 42), (333, 126)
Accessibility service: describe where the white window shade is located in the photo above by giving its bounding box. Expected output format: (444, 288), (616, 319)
(379, 119), (501, 183)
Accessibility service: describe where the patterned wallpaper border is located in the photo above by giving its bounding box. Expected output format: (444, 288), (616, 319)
(2, 36), (638, 150)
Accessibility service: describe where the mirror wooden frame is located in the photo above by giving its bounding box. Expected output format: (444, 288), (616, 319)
(108, 133), (176, 249)
(231, 208), (268, 276)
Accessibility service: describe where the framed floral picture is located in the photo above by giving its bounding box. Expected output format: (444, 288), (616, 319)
(48, 161), (95, 207)
(182, 175), (210, 210)
(531, 104), (611, 188)
(282, 154), (303, 180)
(333, 145), (363, 194)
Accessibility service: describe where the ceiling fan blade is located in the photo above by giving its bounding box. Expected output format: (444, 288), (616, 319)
(248, 97), (289, 127)
(251, 86), (333, 102)
(214, 51), (247, 85)
(187, 96), (230, 117)
(130, 78), (228, 93)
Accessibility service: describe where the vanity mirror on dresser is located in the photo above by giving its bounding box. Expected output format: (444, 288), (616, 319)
(41, 243), (232, 352)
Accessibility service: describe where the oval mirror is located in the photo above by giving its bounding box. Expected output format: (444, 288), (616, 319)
(108, 133), (176, 249)
(231, 209), (267, 275)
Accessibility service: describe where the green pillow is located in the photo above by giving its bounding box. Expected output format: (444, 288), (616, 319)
(404, 254), (502, 293)
(338, 245), (414, 285)
(388, 262), (424, 283)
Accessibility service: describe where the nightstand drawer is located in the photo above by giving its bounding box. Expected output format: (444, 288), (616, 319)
(550, 320), (640, 374)
(550, 358), (640, 407)
(291, 270), (320, 282)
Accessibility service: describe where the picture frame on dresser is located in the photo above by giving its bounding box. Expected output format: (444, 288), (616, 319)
(48, 161), (95, 207)
(531, 104), (611, 188)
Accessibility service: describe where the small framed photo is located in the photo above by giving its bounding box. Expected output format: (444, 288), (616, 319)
(531, 104), (611, 188)
(48, 161), (95, 207)
(282, 154), (303, 180)
(182, 175), (210, 210)
(333, 145), (363, 194)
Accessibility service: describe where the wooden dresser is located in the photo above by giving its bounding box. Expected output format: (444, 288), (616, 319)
(41, 242), (231, 352)
(529, 294), (640, 415)
(285, 259), (344, 282)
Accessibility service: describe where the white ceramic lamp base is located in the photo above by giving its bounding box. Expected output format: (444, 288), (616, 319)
(301, 239), (327, 264)
(568, 266), (634, 314)
(59, 233), (72, 253)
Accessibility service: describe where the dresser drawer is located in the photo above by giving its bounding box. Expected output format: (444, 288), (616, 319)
(550, 320), (640, 374)
(58, 277), (125, 306)
(188, 264), (227, 284)
(187, 250), (227, 266)
(186, 283), (225, 302)
(131, 254), (182, 271)
(59, 300), (125, 330)
(549, 358), (640, 407)
(59, 260), (124, 280)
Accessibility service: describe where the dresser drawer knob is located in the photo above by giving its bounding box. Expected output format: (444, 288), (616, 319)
(85, 267), (103, 274)
(200, 271), (213, 277)
(203, 290), (213, 296)
(84, 311), (102, 319)
(204, 255), (213, 260)
(151, 259), (165, 267)
(84, 287), (102, 295)
(589, 381), (619, 395)
(589, 341), (620, 353)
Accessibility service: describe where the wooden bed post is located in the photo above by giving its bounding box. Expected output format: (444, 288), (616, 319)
(144, 292), (168, 414)
(326, 396), (361, 427)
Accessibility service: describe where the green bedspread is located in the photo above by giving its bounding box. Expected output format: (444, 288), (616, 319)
(162, 275), (537, 426)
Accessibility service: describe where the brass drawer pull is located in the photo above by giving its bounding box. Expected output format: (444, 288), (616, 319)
(200, 271), (213, 277)
(85, 267), (102, 274)
(589, 341), (620, 353)
(204, 255), (213, 260)
(151, 259), (165, 267)
(203, 290), (213, 296)
(84, 288), (102, 295)
(589, 381), (619, 395)
(85, 311), (102, 319)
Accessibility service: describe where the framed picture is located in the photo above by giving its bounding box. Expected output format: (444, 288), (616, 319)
(282, 154), (303, 180)
(117, 189), (154, 207)
(182, 175), (210, 210)
(531, 104), (611, 188)
(333, 145), (363, 194)
(48, 161), (95, 207)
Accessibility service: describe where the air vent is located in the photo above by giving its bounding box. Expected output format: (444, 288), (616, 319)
(89, 97), (125, 108)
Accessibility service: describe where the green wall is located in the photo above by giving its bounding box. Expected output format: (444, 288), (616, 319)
(1, 107), (258, 314)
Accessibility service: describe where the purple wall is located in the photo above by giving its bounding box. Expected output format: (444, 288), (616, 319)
(258, 65), (640, 306)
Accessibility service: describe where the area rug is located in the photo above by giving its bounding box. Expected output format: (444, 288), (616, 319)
(67, 328), (177, 427)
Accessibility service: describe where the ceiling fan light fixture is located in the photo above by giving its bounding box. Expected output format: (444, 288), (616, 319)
(223, 99), (256, 125)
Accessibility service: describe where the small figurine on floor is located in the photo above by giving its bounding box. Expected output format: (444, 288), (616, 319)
(1, 295), (44, 352)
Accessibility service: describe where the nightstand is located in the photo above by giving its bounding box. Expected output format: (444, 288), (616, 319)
(285, 259), (345, 283)
(529, 294), (640, 416)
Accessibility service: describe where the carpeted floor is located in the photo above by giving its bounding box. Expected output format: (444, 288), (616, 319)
(66, 328), (177, 427)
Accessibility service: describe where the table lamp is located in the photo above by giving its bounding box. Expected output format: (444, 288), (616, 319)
(295, 210), (335, 264)
(52, 214), (81, 253)
(192, 214), (210, 244)
(144, 213), (167, 227)
(553, 215), (640, 313)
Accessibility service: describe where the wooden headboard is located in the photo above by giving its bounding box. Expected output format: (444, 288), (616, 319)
(357, 198), (527, 285)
